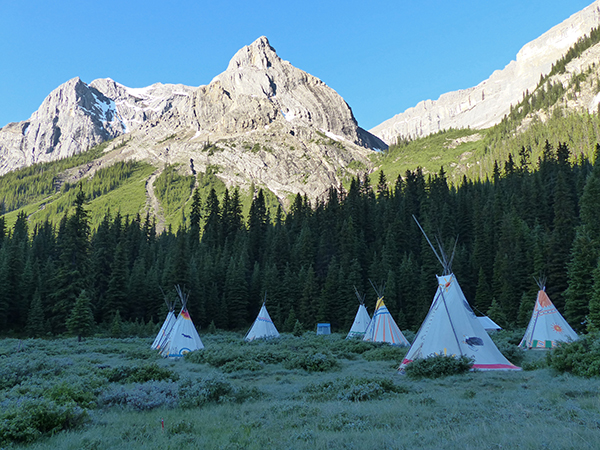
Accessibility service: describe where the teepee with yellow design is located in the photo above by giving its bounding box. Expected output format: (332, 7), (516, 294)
(399, 217), (520, 371)
(362, 281), (409, 346)
(519, 278), (578, 349)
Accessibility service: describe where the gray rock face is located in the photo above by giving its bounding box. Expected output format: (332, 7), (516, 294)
(371, 1), (600, 144)
(0, 77), (126, 174)
(0, 37), (385, 202)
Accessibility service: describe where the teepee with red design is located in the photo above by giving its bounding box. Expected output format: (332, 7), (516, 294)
(160, 285), (204, 358)
(519, 278), (578, 349)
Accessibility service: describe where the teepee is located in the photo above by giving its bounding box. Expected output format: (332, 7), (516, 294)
(151, 288), (177, 350)
(245, 296), (280, 341)
(363, 282), (409, 346)
(399, 218), (520, 371)
(160, 285), (204, 358)
(519, 279), (578, 349)
(477, 316), (502, 333)
(346, 287), (371, 339)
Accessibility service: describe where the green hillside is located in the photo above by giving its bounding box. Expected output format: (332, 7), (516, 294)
(1, 145), (282, 232)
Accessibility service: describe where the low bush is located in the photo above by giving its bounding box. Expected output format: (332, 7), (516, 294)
(329, 338), (373, 357)
(103, 363), (179, 383)
(221, 359), (264, 373)
(185, 341), (291, 369)
(178, 377), (261, 408)
(490, 330), (526, 366)
(284, 351), (341, 372)
(44, 380), (97, 408)
(0, 353), (68, 389)
(0, 398), (88, 445)
(362, 343), (409, 362)
(404, 354), (473, 379)
(546, 334), (600, 377)
(301, 376), (408, 402)
(98, 380), (179, 410)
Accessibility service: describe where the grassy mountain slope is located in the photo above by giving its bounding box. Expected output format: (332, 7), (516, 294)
(0, 143), (282, 231)
(373, 31), (600, 184)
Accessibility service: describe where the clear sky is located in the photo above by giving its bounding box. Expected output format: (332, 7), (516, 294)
(0, 0), (595, 131)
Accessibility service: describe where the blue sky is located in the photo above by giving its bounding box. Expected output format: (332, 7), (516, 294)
(0, 0), (594, 131)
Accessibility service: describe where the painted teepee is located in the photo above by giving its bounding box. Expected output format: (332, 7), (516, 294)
(346, 287), (371, 339)
(363, 282), (409, 346)
(399, 217), (520, 371)
(151, 288), (178, 350)
(245, 296), (280, 341)
(160, 285), (204, 358)
(519, 278), (578, 349)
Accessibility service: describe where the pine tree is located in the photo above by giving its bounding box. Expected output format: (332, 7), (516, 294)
(110, 310), (123, 337)
(474, 267), (493, 312)
(586, 259), (600, 332)
(66, 289), (96, 342)
(516, 292), (535, 328)
(50, 186), (91, 333)
(487, 297), (508, 328)
(105, 242), (129, 319)
(202, 188), (221, 247)
(189, 187), (202, 246)
(26, 289), (47, 338)
(224, 253), (249, 329)
(564, 229), (596, 331)
(283, 307), (297, 332)
(247, 189), (269, 263)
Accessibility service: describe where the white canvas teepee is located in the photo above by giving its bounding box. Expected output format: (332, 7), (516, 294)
(400, 273), (520, 371)
(519, 281), (578, 349)
(346, 287), (371, 339)
(152, 310), (177, 350)
(245, 301), (280, 341)
(151, 289), (177, 350)
(160, 286), (204, 358)
(363, 283), (409, 346)
(399, 217), (520, 371)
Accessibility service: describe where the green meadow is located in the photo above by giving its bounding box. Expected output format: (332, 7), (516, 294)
(2, 332), (599, 450)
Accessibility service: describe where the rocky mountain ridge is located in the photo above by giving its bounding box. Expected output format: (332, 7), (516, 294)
(370, 0), (600, 144)
(0, 37), (385, 203)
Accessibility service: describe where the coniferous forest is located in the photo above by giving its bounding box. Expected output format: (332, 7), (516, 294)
(1, 140), (599, 338)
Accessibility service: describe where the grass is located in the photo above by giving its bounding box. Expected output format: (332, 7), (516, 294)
(374, 128), (486, 185)
(3, 162), (155, 231)
(2, 332), (600, 449)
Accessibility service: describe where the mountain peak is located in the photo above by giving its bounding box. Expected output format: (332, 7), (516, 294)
(226, 36), (280, 71)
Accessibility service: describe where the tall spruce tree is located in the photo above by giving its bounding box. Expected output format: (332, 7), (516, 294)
(66, 289), (96, 342)
(50, 186), (91, 333)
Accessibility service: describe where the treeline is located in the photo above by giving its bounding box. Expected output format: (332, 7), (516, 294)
(1, 140), (600, 337)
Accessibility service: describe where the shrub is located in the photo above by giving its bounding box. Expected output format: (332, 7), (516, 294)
(490, 329), (525, 366)
(98, 380), (179, 410)
(45, 380), (97, 408)
(185, 342), (291, 370)
(329, 338), (373, 357)
(284, 351), (341, 372)
(221, 359), (264, 373)
(178, 377), (261, 408)
(404, 355), (473, 379)
(0, 353), (68, 389)
(103, 363), (179, 383)
(362, 343), (409, 362)
(546, 334), (600, 377)
(301, 377), (408, 402)
(0, 398), (88, 445)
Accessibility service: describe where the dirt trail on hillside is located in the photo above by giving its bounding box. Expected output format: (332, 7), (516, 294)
(145, 169), (166, 233)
